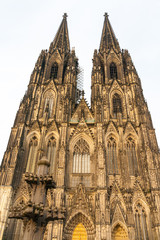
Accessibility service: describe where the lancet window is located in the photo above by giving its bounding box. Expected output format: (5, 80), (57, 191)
(127, 137), (138, 175)
(135, 203), (149, 240)
(113, 93), (122, 118)
(110, 62), (118, 79)
(47, 136), (56, 174)
(73, 139), (90, 174)
(26, 136), (38, 173)
(44, 94), (54, 118)
(50, 62), (58, 79)
(107, 137), (118, 174)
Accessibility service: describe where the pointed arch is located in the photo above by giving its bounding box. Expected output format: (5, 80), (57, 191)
(50, 62), (58, 79)
(133, 200), (150, 240)
(112, 93), (122, 118)
(126, 137), (138, 176)
(107, 136), (118, 174)
(73, 139), (90, 174)
(111, 222), (129, 240)
(64, 212), (95, 240)
(72, 223), (87, 240)
(47, 136), (56, 174)
(69, 132), (94, 156)
(110, 62), (118, 79)
(43, 91), (55, 118)
(26, 136), (38, 173)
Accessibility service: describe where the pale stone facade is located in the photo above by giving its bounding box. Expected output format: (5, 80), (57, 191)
(0, 13), (160, 240)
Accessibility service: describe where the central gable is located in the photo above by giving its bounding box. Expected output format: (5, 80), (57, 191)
(71, 98), (94, 123)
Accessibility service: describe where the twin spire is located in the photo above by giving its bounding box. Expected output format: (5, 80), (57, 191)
(50, 13), (120, 53)
(50, 13), (70, 53)
(99, 13), (120, 52)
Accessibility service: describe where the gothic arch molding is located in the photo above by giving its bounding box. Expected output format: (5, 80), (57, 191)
(133, 198), (150, 214)
(111, 221), (129, 240)
(105, 132), (119, 146)
(64, 212), (95, 240)
(45, 131), (59, 144)
(69, 132), (94, 156)
(109, 89), (127, 119)
(26, 131), (40, 144)
(45, 51), (62, 80)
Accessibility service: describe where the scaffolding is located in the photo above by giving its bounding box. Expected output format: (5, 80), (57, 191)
(76, 66), (84, 103)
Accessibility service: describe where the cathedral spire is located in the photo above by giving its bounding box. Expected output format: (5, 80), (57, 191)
(99, 13), (120, 52)
(50, 13), (70, 53)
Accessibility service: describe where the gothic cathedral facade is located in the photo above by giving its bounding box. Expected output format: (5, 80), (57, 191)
(0, 13), (160, 240)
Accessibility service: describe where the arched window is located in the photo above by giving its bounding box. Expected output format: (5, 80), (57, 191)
(110, 62), (118, 79)
(73, 139), (90, 173)
(26, 136), (38, 173)
(113, 93), (122, 118)
(135, 203), (149, 240)
(44, 95), (54, 118)
(47, 136), (56, 174)
(107, 137), (118, 174)
(127, 137), (138, 176)
(50, 62), (58, 79)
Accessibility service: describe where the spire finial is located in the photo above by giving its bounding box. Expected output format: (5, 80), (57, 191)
(104, 12), (109, 18)
(63, 13), (68, 19)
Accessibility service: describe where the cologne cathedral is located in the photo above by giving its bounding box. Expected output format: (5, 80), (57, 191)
(0, 13), (160, 240)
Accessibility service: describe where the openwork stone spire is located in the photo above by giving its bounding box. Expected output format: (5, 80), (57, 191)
(50, 13), (70, 53)
(99, 13), (120, 52)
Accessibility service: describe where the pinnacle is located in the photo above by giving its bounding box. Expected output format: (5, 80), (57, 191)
(49, 13), (70, 53)
(104, 12), (109, 18)
(63, 13), (68, 19)
(99, 13), (120, 52)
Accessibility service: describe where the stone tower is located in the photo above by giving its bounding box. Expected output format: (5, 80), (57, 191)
(0, 13), (160, 240)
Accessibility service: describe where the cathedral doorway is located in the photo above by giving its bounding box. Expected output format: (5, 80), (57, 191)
(112, 224), (129, 240)
(72, 223), (87, 240)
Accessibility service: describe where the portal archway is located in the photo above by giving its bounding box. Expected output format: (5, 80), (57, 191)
(64, 212), (95, 240)
(112, 224), (128, 240)
(72, 223), (87, 240)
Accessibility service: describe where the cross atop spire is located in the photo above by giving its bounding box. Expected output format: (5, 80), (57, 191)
(50, 13), (70, 53)
(99, 13), (120, 52)
(104, 12), (109, 18)
(63, 13), (68, 19)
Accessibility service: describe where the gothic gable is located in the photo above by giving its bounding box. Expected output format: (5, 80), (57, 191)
(13, 178), (30, 208)
(132, 181), (147, 205)
(46, 121), (59, 136)
(43, 80), (57, 94)
(106, 121), (119, 137)
(71, 98), (94, 123)
(110, 182), (126, 212)
(28, 121), (41, 135)
(112, 204), (126, 225)
(107, 48), (121, 63)
(124, 122), (138, 139)
(109, 79), (123, 95)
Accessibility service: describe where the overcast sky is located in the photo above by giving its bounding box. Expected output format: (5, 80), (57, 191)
(0, 0), (160, 163)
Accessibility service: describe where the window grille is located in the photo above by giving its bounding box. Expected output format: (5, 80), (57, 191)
(26, 136), (38, 173)
(113, 93), (122, 117)
(127, 137), (138, 175)
(50, 62), (58, 79)
(107, 137), (118, 174)
(73, 139), (90, 174)
(47, 136), (56, 174)
(110, 62), (118, 79)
